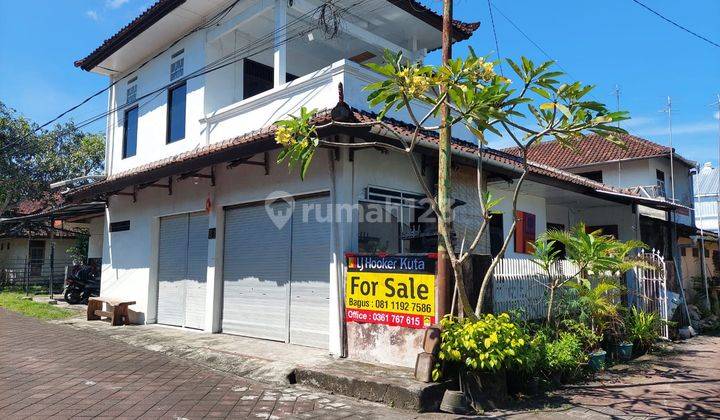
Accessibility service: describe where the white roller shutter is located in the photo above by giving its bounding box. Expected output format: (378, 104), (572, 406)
(222, 202), (291, 340)
(157, 215), (188, 326)
(184, 212), (209, 329)
(157, 212), (208, 329)
(289, 196), (330, 347)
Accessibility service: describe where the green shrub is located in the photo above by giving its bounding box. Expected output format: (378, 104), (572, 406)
(560, 319), (601, 352)
(625, 307), (659, 352)
(434, 313), (531, 380)
(545, 332), (586, 378)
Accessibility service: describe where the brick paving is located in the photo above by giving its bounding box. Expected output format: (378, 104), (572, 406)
(2, 307), (719, 419)
(0, 309), (408, 419)
(486, 335), (720, 419)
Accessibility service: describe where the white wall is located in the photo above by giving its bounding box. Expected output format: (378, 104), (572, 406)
(87, 216), (105, 259)
(101, 148), (332, 325)
(546, 203), (637, 242)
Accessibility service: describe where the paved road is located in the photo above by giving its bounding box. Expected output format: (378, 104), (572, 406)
(2, 308), (719, 419)
(486, 334), (720, 419)
(0, 309), (405, 419)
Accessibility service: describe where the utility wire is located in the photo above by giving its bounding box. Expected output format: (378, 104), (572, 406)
(630, 0), (720, 49)
(486, 0), (504, 77)
(3, 0), (377, 154)
(488, 1), (572, 77)
(36, 0), (245, 132)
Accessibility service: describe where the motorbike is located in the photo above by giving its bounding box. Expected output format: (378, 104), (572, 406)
(63, 263), (100, 304)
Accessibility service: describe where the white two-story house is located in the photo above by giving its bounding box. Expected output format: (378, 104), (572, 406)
(65, 0), (681, 366)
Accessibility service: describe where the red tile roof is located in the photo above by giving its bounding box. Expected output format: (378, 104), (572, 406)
(66, 108), (634, 202)
(502, 133), (694, 169)
(75, 0), (479, 71)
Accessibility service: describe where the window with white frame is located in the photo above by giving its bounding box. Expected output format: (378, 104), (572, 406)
(170, 49), (184, 81)
(357, 186), (437, 254)
(126, 76), (137, 104)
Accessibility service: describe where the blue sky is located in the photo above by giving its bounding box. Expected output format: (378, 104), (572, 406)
(1, 0), (719, 164)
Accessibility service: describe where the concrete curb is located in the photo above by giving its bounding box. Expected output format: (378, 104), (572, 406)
(295, 365), (448, 412)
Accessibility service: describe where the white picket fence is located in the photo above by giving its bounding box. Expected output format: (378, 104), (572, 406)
(492, 258), (579, 320)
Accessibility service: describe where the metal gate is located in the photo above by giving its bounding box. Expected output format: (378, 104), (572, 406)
(633, 249), (669, 339)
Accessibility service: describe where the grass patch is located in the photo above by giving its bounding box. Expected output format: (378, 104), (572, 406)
(0, 292), (75, 320)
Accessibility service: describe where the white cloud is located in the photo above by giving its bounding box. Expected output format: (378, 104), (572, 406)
(85, 10), (99, 21)
(106, 0), (130, 9)
(714, 111), (719, 120)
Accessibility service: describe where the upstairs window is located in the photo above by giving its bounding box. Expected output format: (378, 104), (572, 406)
(243, 59), (298, 99)
(122, 106), (138, 158)
(126, 77), (137, 104)
(656, 169), (666, 196)
(170, 49), (184, 81)
(577, 170), (603, 183)
(167, 82), (186, 143)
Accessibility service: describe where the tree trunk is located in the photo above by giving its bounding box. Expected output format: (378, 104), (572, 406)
(546, 285), (555, 324)
(436, 0), (454, 318)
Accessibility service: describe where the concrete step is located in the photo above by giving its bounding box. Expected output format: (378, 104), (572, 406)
(294, 359), (448, 412)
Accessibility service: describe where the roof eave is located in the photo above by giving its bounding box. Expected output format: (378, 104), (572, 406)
(75, 0), (479, 72)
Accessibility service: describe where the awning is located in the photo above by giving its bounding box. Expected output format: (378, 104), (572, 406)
(593, 189), (692, 212)
(0, 202), (106, 224)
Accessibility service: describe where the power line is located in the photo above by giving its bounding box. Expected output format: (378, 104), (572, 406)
(630, 0), (720, 49)
(36, 0), (245, 132)
(3, 0), (378, 155)
(485, 0), (503, 77)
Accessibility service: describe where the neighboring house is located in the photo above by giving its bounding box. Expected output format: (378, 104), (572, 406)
(0, 199), (85, 286)
(694, 162), (720, 233)
(505, 134), (697, 259)
(62, 0), (678, 366)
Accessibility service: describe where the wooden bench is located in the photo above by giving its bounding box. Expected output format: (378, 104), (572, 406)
(87, 297), (136, 326)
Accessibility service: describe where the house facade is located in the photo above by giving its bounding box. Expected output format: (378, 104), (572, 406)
(505, 135), (697, 256)
(63, 0), (681, 366)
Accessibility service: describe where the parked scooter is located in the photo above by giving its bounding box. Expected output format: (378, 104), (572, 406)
(63, 262), (100, 304)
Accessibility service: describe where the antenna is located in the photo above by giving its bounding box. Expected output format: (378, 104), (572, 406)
(713, 94), (720, 240)
(614, 85), (621, 128)
(661, 96), (676, 203)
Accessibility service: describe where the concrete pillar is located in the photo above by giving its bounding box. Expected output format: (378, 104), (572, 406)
(205, 188), (224, 332)
(273, 0), (287, 87)
(328, 145), (354, 356)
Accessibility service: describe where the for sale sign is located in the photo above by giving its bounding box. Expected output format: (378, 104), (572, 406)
(345, 254), (436, 329)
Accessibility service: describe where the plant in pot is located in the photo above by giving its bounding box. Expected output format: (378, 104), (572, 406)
(435, 313), (531, 413)
(603, 313), (633, 362)
(626, 306), (660, 355)
(560, 319), (604, 372)
(544, 331), (586, 384)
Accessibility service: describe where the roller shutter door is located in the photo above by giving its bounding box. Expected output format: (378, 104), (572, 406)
(222, 202), (291, 340)
(222, 194), (330, 348)
(157, 212), (208, 329)
(289, 196), (330, 347)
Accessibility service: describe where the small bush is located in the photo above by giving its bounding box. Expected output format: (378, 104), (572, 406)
(545, 332), (586, 380)
(560, 319), (601, 352)
(435, 313), (531, 380)
(626, 307), (659, 353)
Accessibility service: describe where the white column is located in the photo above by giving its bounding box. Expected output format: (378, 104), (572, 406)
(205, 188), (224, 332)
(328, 144), (354, 356)
(273, 0), (287, 87)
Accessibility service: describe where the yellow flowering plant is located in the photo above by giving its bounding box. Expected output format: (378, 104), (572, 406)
(274, 107), (319, 179)
(433, 313), (532, 380)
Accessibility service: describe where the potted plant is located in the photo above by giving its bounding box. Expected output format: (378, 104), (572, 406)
(602, 314), (633, 362)
(545, 332), (586, 383)
(435, 313), (531, 412)
(626, 307), (660, 355)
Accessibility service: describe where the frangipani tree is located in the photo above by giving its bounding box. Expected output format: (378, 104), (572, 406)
(274, 50), (628, 320)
